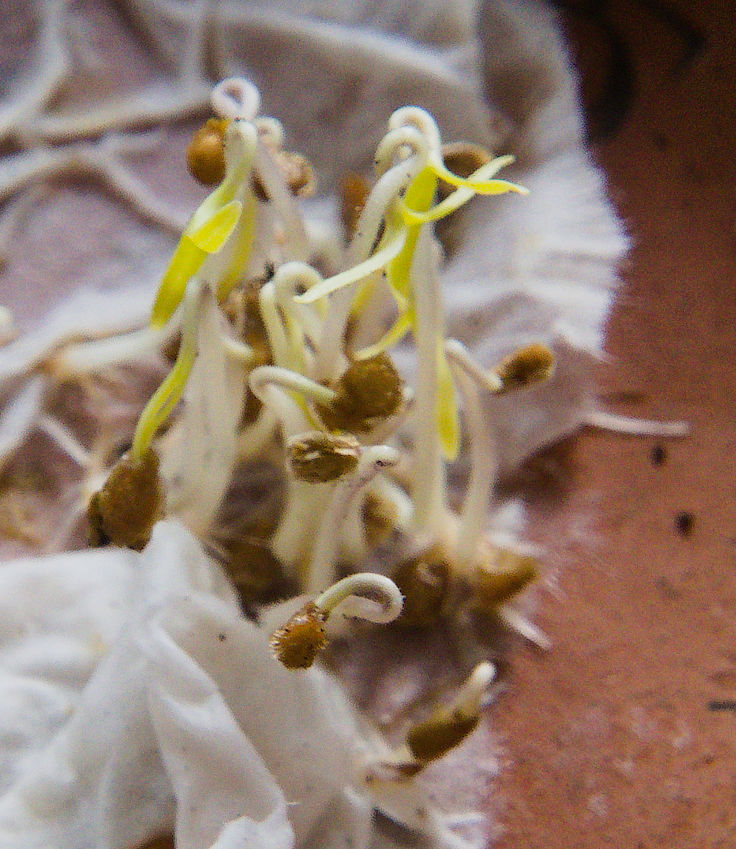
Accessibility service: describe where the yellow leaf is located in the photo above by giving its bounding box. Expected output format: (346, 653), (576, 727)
(430, 154), (526, 195)
(190, 200), (243, 252)
(402, 155), (527, 227)
(150, 238), (207, 328)
(296, 229), (407, 304)
(133, 288), (200, 457)
(388, 168), (437, 301)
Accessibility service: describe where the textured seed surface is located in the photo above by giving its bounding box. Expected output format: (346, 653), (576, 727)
(362, 492), (398, 548)
(318, 354), (403, 432)
(224, 280), (274, 425)
(136, 837), (174, 849)
(90, 449), (164, 551)
(288, 432), (361, 482)
(86, 492), (107, 547)
(269, 601), (329, 669)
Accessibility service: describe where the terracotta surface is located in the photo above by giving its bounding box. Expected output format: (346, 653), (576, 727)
(491, 2), (736, 846)
(1, 2), (735, 848)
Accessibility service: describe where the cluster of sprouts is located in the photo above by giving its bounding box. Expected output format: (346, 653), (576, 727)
(70, 75), (557, 663)
(0, 68), (689, 849)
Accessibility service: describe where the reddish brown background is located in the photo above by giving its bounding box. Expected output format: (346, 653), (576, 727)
(491, 2), (736, 846)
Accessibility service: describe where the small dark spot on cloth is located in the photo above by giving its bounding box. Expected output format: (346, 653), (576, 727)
(675, 511), (695, 537)
(650, 444), (667, 466)
(218, 633), (226, 642)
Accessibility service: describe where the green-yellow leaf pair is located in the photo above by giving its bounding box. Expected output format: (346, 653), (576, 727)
(150, 121), (258, 328)
(150, 200), (242, 327)
(298, 153), (526, 461)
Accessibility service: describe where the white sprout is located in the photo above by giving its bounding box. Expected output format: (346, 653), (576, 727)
(586, 409), (690, 438)
(258, 262), (326, 375)
(37, 415), (91, 467)
(446, 339), (499, 569)
(248, 365), (336, 572)
(272, 262), (326, 369)
(306, 445), (400, 593)
(253, 116), (285, 149)
(50, 323), (174, 377)
(211, 76), (262, 121)
(496, 605), (552, 651)
(388, 106), (442, 153)
(315, 571), (404, 625)
(410, 228), (447, 535)
(253, 137), (310, 261)
(0, 376), (45, 472)
(237, 405), (277, 461)
(310, 125), (429, 382)
(0, 307), (15, 346)
(0, 40), (694, 849)
(249, 365), (335, 425)
(131, 278), (205, 460)
(453, 660), (496, 716)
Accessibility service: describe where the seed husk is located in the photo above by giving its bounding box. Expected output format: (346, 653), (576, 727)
(406, 708), (479, 762)
(493, 343), (555, 392)
(340, 171), (371, 239)
(288, 432), (361, 483)
(392, 549), (451, 627)
(223, 280), (274, 426)
(474, 548), (538, 609)
(317, 354), (403, 433)
(362, 492), (399, 548)
(186, 118), (230, 186)
(253, 150), (316, 201)
(226, 532), (287, 602)
(88, 448), (164, 551)
(269, 601), (329, 669)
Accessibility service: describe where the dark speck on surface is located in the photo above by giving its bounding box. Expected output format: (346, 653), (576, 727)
(650, 444), (667, 466)
(708, 700), (736, 712)
(675, 511), (694, 537)
(218, 633), (226, 642)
